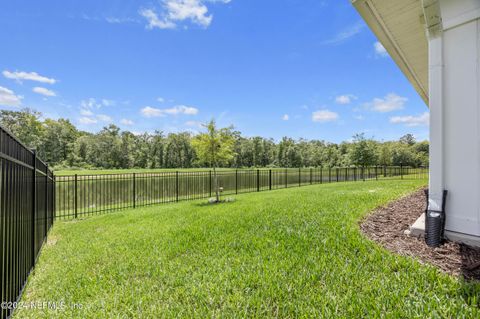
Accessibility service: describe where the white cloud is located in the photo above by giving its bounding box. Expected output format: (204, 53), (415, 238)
(3, 70), (56, 84)
(335, 94), (356, 105)
(96, 114), (112, 122)
(33, 87), (56, 97)
(79, 117), (98, 125)
(141, 105), (199, 117)
(80, 109), (94, 116)
(312, 110), (339, 123)
(0, 86), (23, 107)
(354, 115), (365, 120)
(81, 98), (102, 109)
(102, 99), (115, 106)
(390, 112), (429, 127)
(165, 105), (199, 115)
(374, 41), (388, 57)
(139, 0), (230, 30)
(80, 98), (115, 109)
(139, 8), (177, 29)
(282, 114), (289, 121)
(366, 93), (407, 112)
(141, 106), (165, 117)
(322, 21), (364, 45)
(165, 0), (212, 27)
(157, 97), (165, 103)
(121, 119), (134, 125)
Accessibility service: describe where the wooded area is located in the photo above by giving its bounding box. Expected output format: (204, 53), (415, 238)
(0, 108), (429, 170)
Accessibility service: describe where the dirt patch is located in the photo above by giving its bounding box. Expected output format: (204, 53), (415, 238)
(360, 188), (480, 280)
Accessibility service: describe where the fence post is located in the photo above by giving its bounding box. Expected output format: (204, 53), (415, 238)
(329, 168), (331, 183)
(285, 168), (288, 188)
(320, 167), (323, 184)
(53, 175), (56, 220)
(209, 170), (212, 197)
(175, 171), (179, 202)
(74, 174), (78, 219)
(133, 173), (136, 208)
(235, 169), (238, 194)
(45, 164), (48, 239)
(310, 168), (313, 184)
(32, 150), (37, 263)
(375, 166), (378, 180)
(401, 164), (404, 179)
(336, 168), (339, 182)
(257, 169), (260, 192)
(383, 165), (387, 177)
(269, 169), (272, 190)
(362, 167), (365, 181)
(345, 168), (348, 182)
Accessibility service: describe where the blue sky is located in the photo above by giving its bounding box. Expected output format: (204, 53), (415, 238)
(0, 0), (429, 142)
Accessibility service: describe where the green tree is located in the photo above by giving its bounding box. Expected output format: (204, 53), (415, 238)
(377, 142), (393, 166)
(192, 119), (235, 202)
(399, 133), (416, 146)
(0, 108), (44, 150)
(349, 133), (378, 167)
(151, 131), (165, 168)
(391, 144), (417, 166)
(40, 118), (78, 165)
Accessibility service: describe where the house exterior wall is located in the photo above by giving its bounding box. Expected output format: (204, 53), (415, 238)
(428, 0), (480, 240)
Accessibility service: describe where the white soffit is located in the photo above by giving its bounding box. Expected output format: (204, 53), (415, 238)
(352, 0), (429, 105)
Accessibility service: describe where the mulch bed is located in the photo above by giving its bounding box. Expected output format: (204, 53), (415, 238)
(360, 188), (480, 281)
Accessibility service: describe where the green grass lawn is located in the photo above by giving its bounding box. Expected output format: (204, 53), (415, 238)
(16, 179), (480, 318)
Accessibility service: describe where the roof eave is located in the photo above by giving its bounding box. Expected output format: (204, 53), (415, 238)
(352, 0), (429, 105)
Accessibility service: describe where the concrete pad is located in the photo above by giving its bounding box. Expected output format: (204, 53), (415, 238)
(405, 213), (425, 237)
(406, 213), (480, 247)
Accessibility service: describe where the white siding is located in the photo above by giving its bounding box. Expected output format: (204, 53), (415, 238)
(442, 18), (480, 236)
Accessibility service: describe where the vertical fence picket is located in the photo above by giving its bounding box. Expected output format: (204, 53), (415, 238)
(74, 174), (78, 219)
(235, 169), (238, 195)
(31, 150), (36, 267)
(209, 170), (212, 198)
(269, 169), (272, 190)
(176, 171), (179, 202)
(45, 165), (48, 240)
(133, 173), (136, 208)
(257, 169), (260, 192)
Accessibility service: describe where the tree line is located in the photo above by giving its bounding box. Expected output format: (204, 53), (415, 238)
(0, 109), (429, 170)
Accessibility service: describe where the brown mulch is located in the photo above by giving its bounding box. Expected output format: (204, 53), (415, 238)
(360, 188), (480, 281)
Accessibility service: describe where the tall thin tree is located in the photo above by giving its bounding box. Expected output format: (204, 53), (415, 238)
(192, 119), (235, 202)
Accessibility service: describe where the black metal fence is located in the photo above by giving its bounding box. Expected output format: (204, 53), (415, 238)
(0, 126), (55, 319)
(55, 166), (428, 219)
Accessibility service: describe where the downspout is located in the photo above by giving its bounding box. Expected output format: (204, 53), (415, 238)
(422, 0), (447, 247)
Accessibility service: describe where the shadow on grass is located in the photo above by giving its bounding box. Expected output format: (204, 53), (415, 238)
(193, 198), (238, 207)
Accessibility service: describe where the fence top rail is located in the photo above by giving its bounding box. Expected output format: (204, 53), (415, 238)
(0, 124), (53, 173)
(53, 166), (429, 179)
(0, 123), (34, 155)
